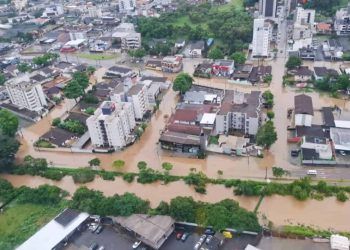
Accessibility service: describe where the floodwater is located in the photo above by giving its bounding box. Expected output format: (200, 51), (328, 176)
(2, 173), (350, 231)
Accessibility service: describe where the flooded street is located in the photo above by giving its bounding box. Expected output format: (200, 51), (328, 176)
(2, 173), (350, 231)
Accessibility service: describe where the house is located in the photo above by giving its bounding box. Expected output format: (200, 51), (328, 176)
(193, 63), (213, 78)
(175, 39), (186, 48)
(316, 22), (332, 34)
(300, 136), (335, 165)
(159, 131), (201, 154)
(105, 66), (134, 78)
(313, 67), (339, 81)
(299, 47), (315, 60)
(189, 41), (205, 57)
(330, 127), (350, 152)
(145, 59), (162, 71)
(294, 94), (313, 127)
(161, 55), (183, 73)
(212, 60), (234, 77)
(232, 64), (253, 82)
(290, 66), (313, 82)
(40, 128), (77, 147)
(248, 66), (272, 85)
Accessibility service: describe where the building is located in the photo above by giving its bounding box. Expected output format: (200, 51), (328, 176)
(105, 66), (134, 78)
(17, 209), (89, 250)
(290, 66), (313, 82)
(294, 94), (313, 127)
(189, 41), (205, 57)
(126, 84), (149, 120)
(291, 7), (315, 51)
(114, 214), (174, 249)
(300, 136), (335, 165)
(313, 67), (339, 81)
(87, 6), (102, 18)
(112, 23), (141, 50)
(12, 0), (27, 10)
(252, 18), (272, 58)
(161, 55), (183, 73)
(334, 4), (350, 36)
(259, 0), (277, 18)
(212, 60), (235, 77)
(86, 101), (136, 150)
(119, 0), (136, 13)
(330, 127), (350, 152)
(6, 78), (47, 112)
(216, 90), (262, 135)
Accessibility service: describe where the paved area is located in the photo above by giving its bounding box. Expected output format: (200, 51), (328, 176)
(258, 237), (330, 250)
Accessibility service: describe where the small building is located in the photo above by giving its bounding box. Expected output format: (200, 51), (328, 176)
(313, 67), (339, 81)
(330, 127), (350, 152)
(232, 64), (253, 82)
(114, 214), (174, 250)
(316, 22), (332, 34)
(145, 59), (162, 71)
(175, 39), (185, 48)
(17, 209), (89, 250)
(105, 66), (134, 78)
(294, 94), (313, 127)
(248, 66), (272, 85)
(40, 127), (77, 147)
(290, 66), (313, 82)
(189, 41), (205, 57)
(161, 55), (183, 73)
(159, 131), (201, 154)
(330, 234), (350, 250)
(212, 59), (234, 78)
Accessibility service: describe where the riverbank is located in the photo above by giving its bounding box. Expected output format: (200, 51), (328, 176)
(2, 174), (350, 232)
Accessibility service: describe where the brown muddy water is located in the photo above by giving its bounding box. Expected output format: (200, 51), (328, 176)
(2, 173), (350, 231)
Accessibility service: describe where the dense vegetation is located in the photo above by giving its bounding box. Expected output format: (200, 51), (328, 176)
(136, 2), (252, 55)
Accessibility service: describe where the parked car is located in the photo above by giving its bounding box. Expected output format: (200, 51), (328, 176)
(132, 241), (141, 249)
(176, 231), (183, 240)
(194, 242), (201, 250)
(339, 150), (346, 156)
(181, 232), (190, 242)
(206, 235), (213, 244)
(307, 170), (317, 176)
(291, 149), (300, 157)
(198, 235), (206, 244)
(89, 242), (98, 250)
(204, 227), (215, 235)
(97, 246), (104, 250)
(95, 225), (103, 234)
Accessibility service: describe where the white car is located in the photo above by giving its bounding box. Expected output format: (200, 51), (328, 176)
(132, 241), (141, 249)
(339, 150), (346, 156)
(307, 170), (317, 176)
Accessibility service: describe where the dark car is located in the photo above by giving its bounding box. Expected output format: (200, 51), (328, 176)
(291, 149), (300, 157)
(181, 232), (190, 242)
(204, 227), (215, 235)
(176, 231), (184, 240)
(89, 242), (99, 250)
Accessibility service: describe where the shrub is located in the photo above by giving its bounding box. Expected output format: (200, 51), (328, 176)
(99, 171), (115, 181)
(41, 169), (65, 181)
(123, 173), (135, 183)
(72, 168), (95, 183)
(336, 191), (348, 202)
(113, 160), (125, 169)
(137, 161), (147, 170)
(52, 118), (61, 126)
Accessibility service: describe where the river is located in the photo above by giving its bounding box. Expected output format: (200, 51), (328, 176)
(2, 174), (350, 231)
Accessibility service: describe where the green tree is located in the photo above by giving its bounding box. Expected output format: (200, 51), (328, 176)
(263, 75), (272, 84)
(336, 74), (350, 91)
(52, 118), (61, 126)
(272, 167), (289, 178)
(0, 73), (6, 85)
(128, 48), (146, 59)
(230, 52), (246, 64)
(22, 155), (48, 171)
(72, 71), (89, 90)
(0, 109), (19, 137)
(86, 66), (96, 75)
(285, 56), (302, 70)
(0, 134), (20, 168)
(256, 121), (277, 149)
(17, 63), (31, 73)
(208, 46), (224, 60)
(262, 90), (274, 108)
(267, 111), (275, 120)
(162, 162), (173, 172)
(169, 196), (197, 222)
(336, 191), (348, 202)
(32, 53), (58, 67)
(58, 120), (86, 134)
(63, 80), (84, 102)
(173, 73), (194, 95)
(89, 158), (101, 167)
(205, 205), (231, 231)
(113, 160), (125, 169)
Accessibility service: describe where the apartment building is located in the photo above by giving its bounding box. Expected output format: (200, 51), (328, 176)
(119, 0), (136, 13)
(334, 4), (350, 36)
(86, 101), (136, 150)
(216, 91), (262, 135)
(252, 18), (272, 58)
(112, 23), (141, 50)
(126, 84), (149, 120)
(259, 0), (277, 19)
(12, 0), (27, 11)
(6, 80), (47, 112)
(292, 7), (315, 51)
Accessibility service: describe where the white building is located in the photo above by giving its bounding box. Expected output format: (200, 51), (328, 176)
(126, 84), (149, 120)
(216, 91), (262, 135)
(87, 101), (136, 150)
(6, 78), (47, 112)
(334, 4), (350, 36)
(252, 18), (272, 58)
(301, 136), (333, 160)
(259, 0), (277, 19)
(294, 94), (313, 127)
(112, 23), (141, 50)
(87, 6), (102, 18)
(291, 7), (315, 51)
(12, 0), (27, 11)
(69, 32), (86, 41)
(42, 5), (64, 17)
(119, 0), (136, 13)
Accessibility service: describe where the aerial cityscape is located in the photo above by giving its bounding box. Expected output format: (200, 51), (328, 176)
(1, 0), (350, 249)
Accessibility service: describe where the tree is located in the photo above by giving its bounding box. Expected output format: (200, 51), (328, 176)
(0, 134), (20, 168)
(63, 80), (84, 102)
(17, 63), (31, 73)
(52, 118), (61, 126)
(0, 109), (19, 137)
(336, 191), (348, 202)
(137, 161), (147, 170)
(72, 71), (89, 90)
(173, 73), (194, 95)
(217, 170), (223, 177)
(169, 196), (197, 222)
(0, 73), (6, 85)
(113, 160), (125, 169)
(32, 53), (58, 67)
(272, 167), (289, 178)
(285, 56), (302, 70)
(162, 162), (173, 172)
(263, 75), (272, 84)
(89, 158), (101, 167)
(86, 66), (96, 75)
(208, 47), (224, 60)
(267, 111), (275, 120)
(256, 121), (277, 149)
(262, 90), (274, 108)
(336, 74), (350, 91)
(230, 52), (246, 64)
(128, 48), (146, 59)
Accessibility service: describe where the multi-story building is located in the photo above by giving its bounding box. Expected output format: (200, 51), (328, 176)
(119, 0), (136, 13)
(216, 91), (262, 135)
(161, 56), (183, 73)
(259, 0), (277, 19)
(291, 7), (315, 51)
(12, 0), (27, 11)
(86, 6), (102, 18)
(112, 23), (141, 51)
(86, 101), (136, 150)
(334, 4), (350, 36)
(126, 84), (149, 120)
(6, 79), (47, 112)
(252, 18), (272, 58)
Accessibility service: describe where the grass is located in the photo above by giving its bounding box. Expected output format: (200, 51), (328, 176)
(209, 135), (219, 145)
(34, 139), (55, 148)
(76, 53), (118, 60)
(217, 0), (243, 11)
(0, 203), (64, 250)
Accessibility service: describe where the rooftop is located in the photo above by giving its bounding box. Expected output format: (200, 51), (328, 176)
(127, 84), (144, 96)
(159, 131), (201, 145)
(295, 94), (313, 115)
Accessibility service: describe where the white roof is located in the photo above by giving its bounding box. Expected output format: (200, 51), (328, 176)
(330, 234), (350, 250)
(245, 245), (260, 250)
(17, 209), (89, 250)
(335, 120), (350, 129)
(65, 39), (86, 46)
(345, 68), (350, 75)
(204, 94), (217, 102)
(200, 113), (216, 125)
